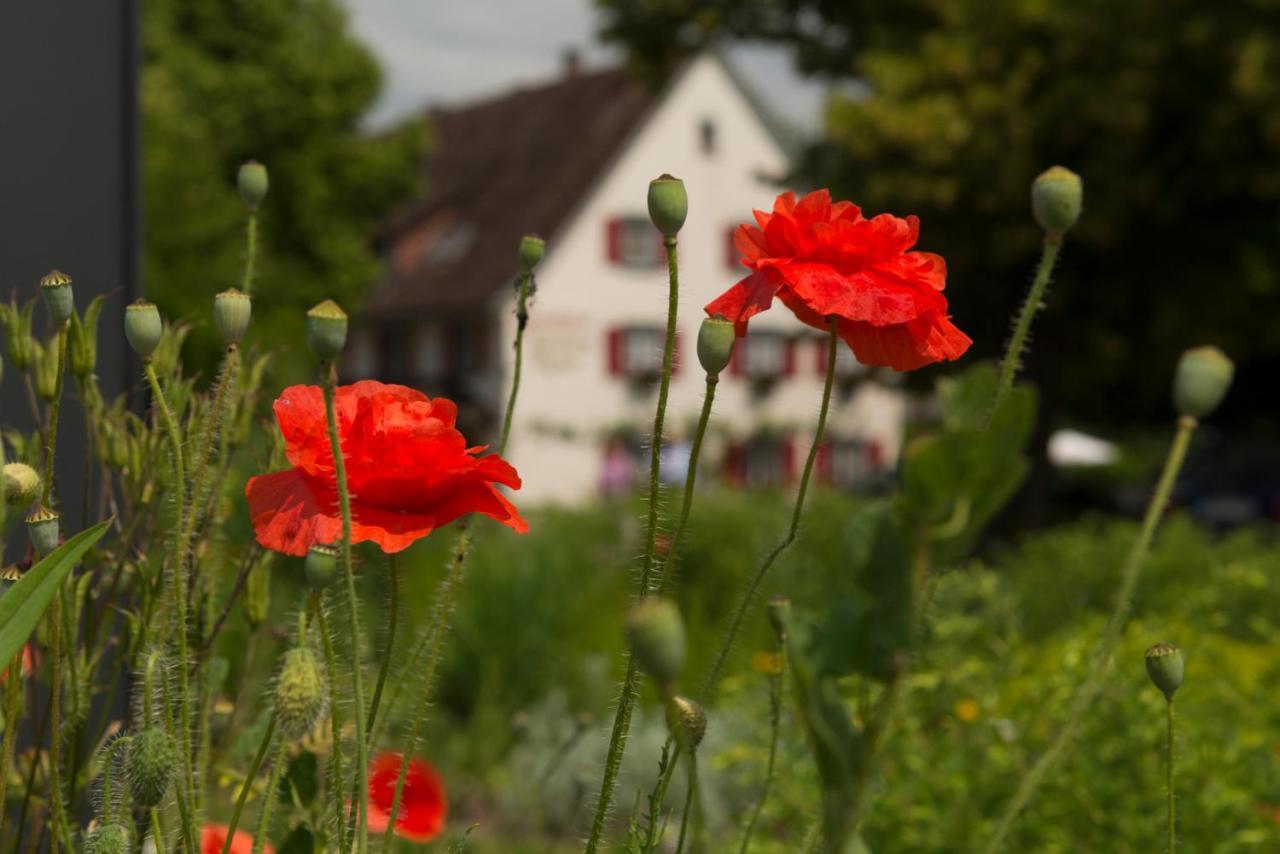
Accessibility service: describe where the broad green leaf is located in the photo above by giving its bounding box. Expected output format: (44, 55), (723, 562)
(936, 360), (999, 431)
(0, 519), (112, 667)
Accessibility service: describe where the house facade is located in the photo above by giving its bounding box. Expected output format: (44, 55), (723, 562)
(353, 52), (906, 503)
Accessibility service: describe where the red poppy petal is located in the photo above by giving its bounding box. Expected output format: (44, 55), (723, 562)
(783, 261), (946, 326)
(368, 752), (447, 843)
(246, 470), (341, 557)
(202, 824), (272, 854)
(838, 311), (971, 371)
(273, 386), (332, 475)
(704, 268), (784, 336)
(793, 188), (832, 225)
(733, 224), (771, 266)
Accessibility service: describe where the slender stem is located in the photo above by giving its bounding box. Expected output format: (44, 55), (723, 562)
(47, 591), (64, 854)
(639, 743), (682, 853)
(988, 236), (1061, 427)
(655, 375), (718, 595)
(0, 650), (24, 834)
(702, 318), (839, 699)
(41, 324), (68, 506)
(321, 364), (368, 853)
(150, 809), (166, 854)
(98, 737), (130, 825)
(498, 268), (531, 456)
(241, 213), (259, 296)
(365, 553), (399, 745)
(311, 593), (346, 838)
(221, 714), (278, 854)
(182, 347), (238, 562)
(1166, 699), (1176, 853)
(674, 752), (698, 854)
(252, 739), (288, 854)
(585, 234), (681, 854)
(983, 416), (1197, 853)
(738, 653), (784, 853)
(160, 653), (198, 854)
(143, 361), (197, 847)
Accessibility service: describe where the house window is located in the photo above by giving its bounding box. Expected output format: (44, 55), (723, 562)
(414, 323), (447, 380)
(608, 326), (679, 379)
(346, 328), (378, 378)
(700, 117), (717, 155)
(606, 216), (664, 268)
(726, 435), (793, 487)
(732, 331), (793, 381)
(816, 337), (867, 379)
(820, 438), (887, 489)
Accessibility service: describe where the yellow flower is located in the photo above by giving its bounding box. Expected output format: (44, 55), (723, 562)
(955, 698), (980, 723)
(752, 651), (784, 675)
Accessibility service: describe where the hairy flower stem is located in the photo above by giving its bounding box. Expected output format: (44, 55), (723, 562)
(654, 375), (718, 595)
(311, 593), (347, 833)
(182, 347), (238, 562)
(0, 650), (23, 831)
(738, 648), (785, 853)
(1166, 698), (1176, 853)
(586, 235), (681, 853)
(674, 752), (699, 854)
(984, 415), (1197, 853)
(150, 810), (166, 854)
(702, 318), (839, 699)
(144, 361), (199, 847)
(41, 324), (68, 506)
(220, 713), (278, 854)
(365, 553), (399, 744)
(498, 267), (533, 456)
(321, 363), (369, 854)
(988, 236), (1061, 427)
(241, 213), (259, 295)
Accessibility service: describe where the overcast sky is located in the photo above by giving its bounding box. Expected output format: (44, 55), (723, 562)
(344, 0), (827, 132)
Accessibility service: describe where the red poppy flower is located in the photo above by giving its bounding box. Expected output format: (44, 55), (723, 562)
(706, 189), (971, 371)
(246, 381), (527, 556)
(0, 645), (33, 684)
(201, 824), (272, 854)
(366, 751), (448, 843)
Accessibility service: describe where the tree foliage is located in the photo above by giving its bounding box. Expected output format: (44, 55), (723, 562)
(142, 0), (426, 378)
(598, 0), (1280, 425)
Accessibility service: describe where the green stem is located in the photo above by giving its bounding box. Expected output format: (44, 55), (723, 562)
(150, 809), (166, 854)
(221, 713), (278, 854)
(41, 324), (68, 506)
(701, 317), (839, 699)
(1167, 699), (1176, 853)
(241, 213), (259, 296)
(252, 738), (288, 854)
(988, 236), (1061, 427)
(98, 737), (130, 825)
(585, 234), (681, 854)
(498, 268), (532, 456)
(983, 415), (1197, 853)
(365, 553), (398, 746)
(639, 743), (682, 853)
(47, 592), (65, 854)
(321, 364), (368, 854)
(738, 653), (784, 853)
(182, 347), (238, 562)
(143, 361), (197, 847)
(160, 653), (198, 854)
(0, 650), (24, 834)
(655, 375), (718, 595)
(311, 593), (346, 837)
(674, 752), (699, 854)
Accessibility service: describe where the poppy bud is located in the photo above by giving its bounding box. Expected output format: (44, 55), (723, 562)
(1030, 166), (1082, 237)
(3, 462), (41, 508)
(126, 727), (175, 807)
(0, 565), (22, 597)
(124, 300), (164, 360)
(26, 506), (60, 555)
(275, 646), (326, 740)
(647, 174), (688, 238)
(519, 234), (545, 273)
(697, 315), (735, 377)
(665, 695), (706, 751)
(83, 825), (130, 854)
(625, 597), (686, 687)
(306, 300), (348, 362)
(39, 270), (75, 326)
(238, 160), (269, 211)
(304, 544), (338, 589)
(214, 288), (252, 345)
(1145, 642), (1184, 701)
(766, 594), (791, 642)
(1173, 346), (1233, 419)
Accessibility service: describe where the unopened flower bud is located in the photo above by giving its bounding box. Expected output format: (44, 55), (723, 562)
(1031, 166), (1082, 237)
(39, 270), (75, 326)
(238, 161), (269, 211)
(1173, 346), (1233, 419)
(214, 289), (252, 345)
(26, 506), (60, 555)
(625, 597), (686, 686)
(647, 174), (688, 238)
(306, 300), (348, 362)
(83, 824), (130, 854)
(275, 646), (326, 740)
(519, 234), (545, 273)
(3, 462), (41, 507)
(304, 544), (338, 589)
(665, 695), (706, 751)
(1145, 642), (1184, 701)
(126, 727), (175, 807)
(697, 315), (735, 377)
(0, 565), (21, 596)
(125, 300), (164, 360)
(766, 595), (791, 641)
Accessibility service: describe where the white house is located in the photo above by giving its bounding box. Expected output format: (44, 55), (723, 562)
(351, 51), (906, 504)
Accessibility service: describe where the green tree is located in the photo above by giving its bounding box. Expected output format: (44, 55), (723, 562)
(143, 0), (426, 379)
(598, 0), (1280, 427)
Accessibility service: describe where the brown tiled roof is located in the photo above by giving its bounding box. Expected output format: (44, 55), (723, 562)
(364, 67), (660, 317)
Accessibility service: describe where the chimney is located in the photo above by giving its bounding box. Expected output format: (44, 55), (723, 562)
(563, 47), (582, 79)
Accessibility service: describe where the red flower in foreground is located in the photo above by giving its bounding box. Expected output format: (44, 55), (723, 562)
(367, 751), (448, 843)
(0, 645), (33, 684)
(706, 189), (971, 371)
(246, 381), (527, 556)
(202, 824), (272, 854)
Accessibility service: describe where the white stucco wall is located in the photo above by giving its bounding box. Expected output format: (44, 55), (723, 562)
(494, 53), (906, 504)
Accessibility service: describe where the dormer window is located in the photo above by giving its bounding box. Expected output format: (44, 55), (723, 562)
(700, 117), (717, 155)
(606, 216), (665, 268)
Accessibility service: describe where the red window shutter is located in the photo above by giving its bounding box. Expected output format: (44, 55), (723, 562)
(780, 437), (796, 482)
(606, 217), (622, 263)
(866, 439), (885, 471)
(783, 338), (796, 376)
(725, 442), (745, 485)
(725, 225), (739, 269)
(607, 327), (624, 376)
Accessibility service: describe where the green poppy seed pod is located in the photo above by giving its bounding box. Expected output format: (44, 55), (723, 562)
(39, 270), (75, 326)
(665, 695), (707, 751)
(0, 565), (22, 597)
(25, 506), (60, 555)
(124, 300), (164, 360)
(3, 462), (41, 508)
(647, 174), (688, 238)
(126, 727), (175, 807)
(697, 315), (736, 377)
(83, 824), (130, 854)
(214, 289), (252, 345)
(306, 300), (348, 362)
(766, 595), (791, 642)
(304, 544), (339, 589)
(238, 160), (269, 211)
(275, 647), (326, 740)
(519, 234), (545, 273)
(1030, 166), (1083, 237)
(1173, 346), (1234, 419)
(625, 597), (686, 686)
(1145, 642), (1184, 701)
